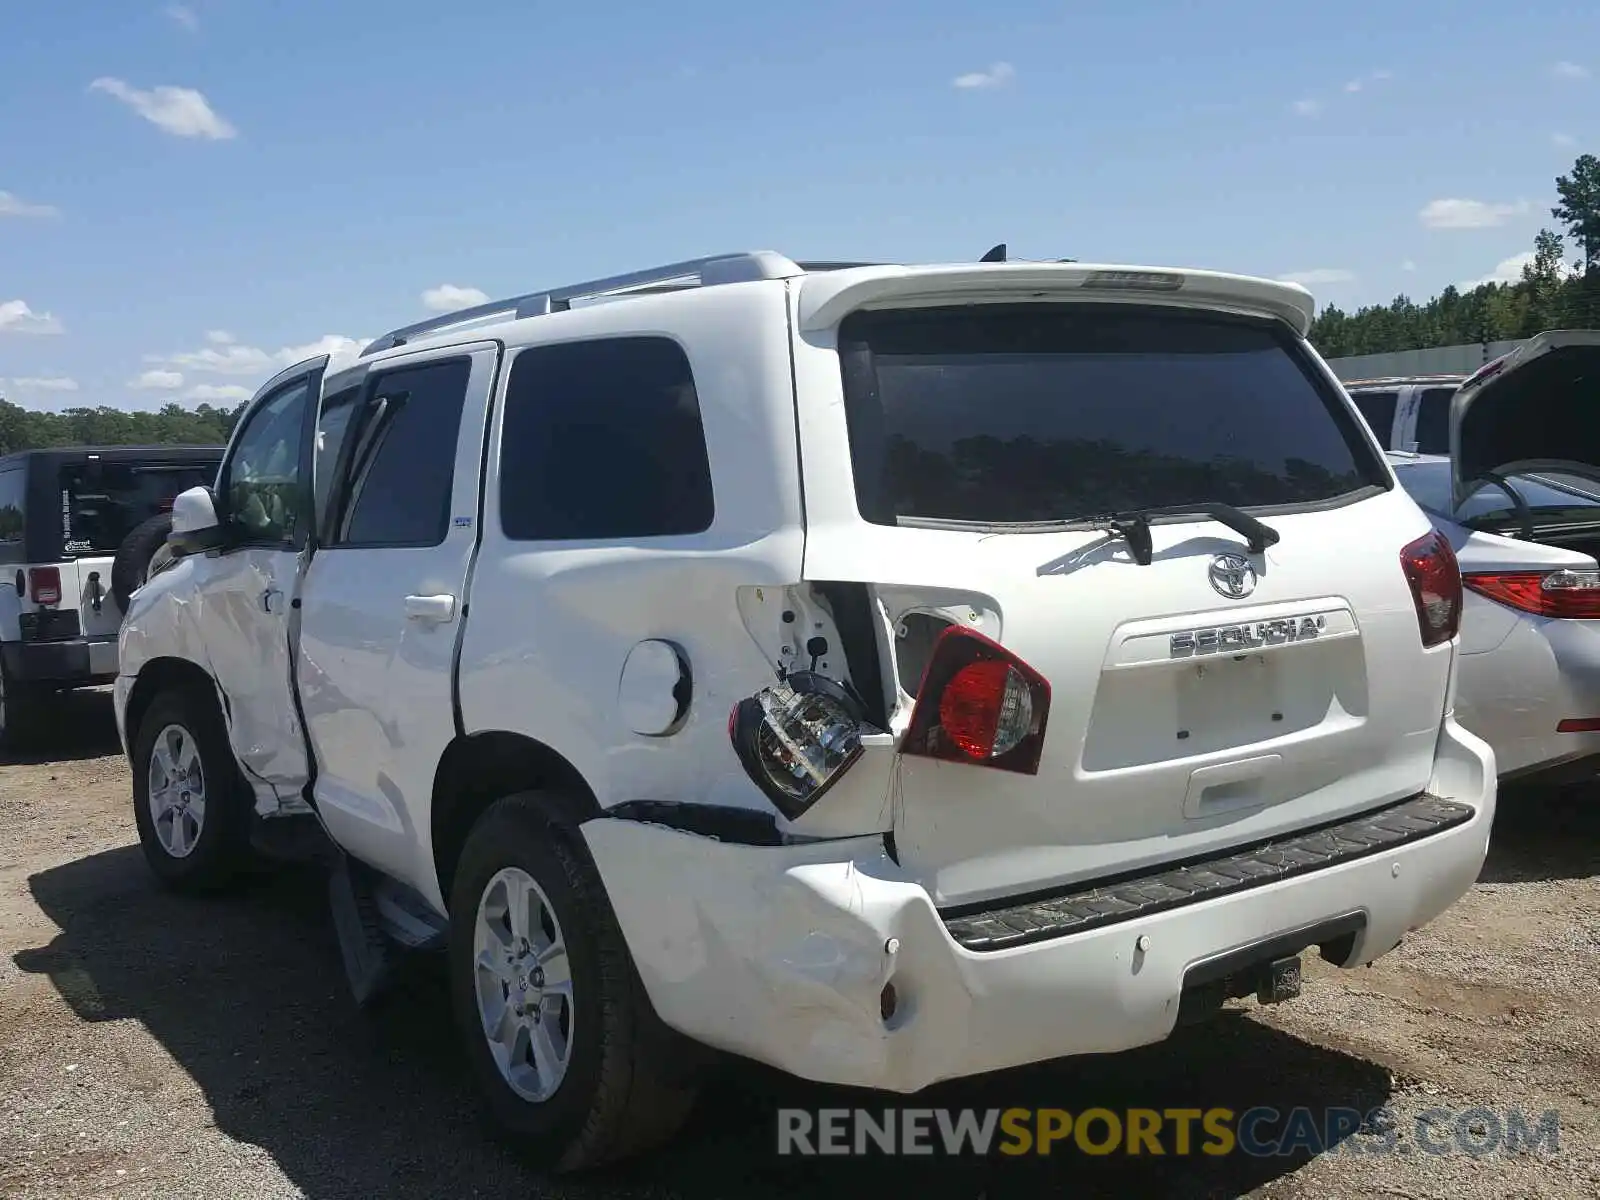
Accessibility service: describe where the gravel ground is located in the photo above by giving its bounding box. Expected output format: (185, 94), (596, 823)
(2, 689), (1597, 1199)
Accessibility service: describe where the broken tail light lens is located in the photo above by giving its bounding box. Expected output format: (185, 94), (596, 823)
(1399, 530), (1462, 648)
(1464, 569), (1600, 620)
(28, 566), (62, 605)
(729, 672), (867, 820)
(900, 626), (1050, 774)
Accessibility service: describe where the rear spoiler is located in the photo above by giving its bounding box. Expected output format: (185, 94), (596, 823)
(795, 263), (1316, 337)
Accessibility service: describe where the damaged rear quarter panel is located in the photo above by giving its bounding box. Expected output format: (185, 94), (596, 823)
(581, 816), (971, 1089)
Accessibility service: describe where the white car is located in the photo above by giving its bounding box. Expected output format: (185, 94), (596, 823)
(1384, 330), (1600, 788)
(113, 249), (1495, 1170)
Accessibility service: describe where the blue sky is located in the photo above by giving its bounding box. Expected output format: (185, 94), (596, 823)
(1, 0), (1594, 411)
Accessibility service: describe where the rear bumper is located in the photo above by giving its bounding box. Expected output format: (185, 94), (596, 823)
(583, 718), (1495, 1093)
(1, 635), (118, 685)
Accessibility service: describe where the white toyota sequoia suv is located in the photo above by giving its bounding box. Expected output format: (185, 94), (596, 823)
(115, 249), (1497, 1170)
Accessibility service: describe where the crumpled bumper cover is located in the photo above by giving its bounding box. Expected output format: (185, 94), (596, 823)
(582, 719), (1495, 1094)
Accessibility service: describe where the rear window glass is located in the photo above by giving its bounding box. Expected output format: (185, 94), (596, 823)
(1349, 390), (1398, 445)
(59, 461), (218, 556)
(1395, 459), (1600, 523)
(1413, 386), (1456, 454)
(837, 305), (1385, 527)
(0, 469), (22, 550)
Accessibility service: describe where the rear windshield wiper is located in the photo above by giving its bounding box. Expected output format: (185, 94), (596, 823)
(1087, 503), (1281, 566)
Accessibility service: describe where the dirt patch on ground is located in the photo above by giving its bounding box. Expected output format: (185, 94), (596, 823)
(1, 689), (1596, 1198)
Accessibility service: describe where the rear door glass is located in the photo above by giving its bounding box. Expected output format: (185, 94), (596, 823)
(1413, 386), (1456, 454)
(1349, 390), (1399, 446)
(837, 305), (1386, 527)
(58, 462), (218, 557)
(0, 468), (23, 562)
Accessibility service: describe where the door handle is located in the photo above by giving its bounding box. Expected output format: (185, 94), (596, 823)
(404, 593), (457, 622)
(261, 587), (283, 614)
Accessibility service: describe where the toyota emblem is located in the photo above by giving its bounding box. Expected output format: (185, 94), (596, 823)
(1208, 553), (1257, 599)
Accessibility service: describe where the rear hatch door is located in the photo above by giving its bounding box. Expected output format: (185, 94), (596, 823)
(1453, 330), (1600, 510)
(791, 267), (1455, 908)
(58, 456), (218, 632)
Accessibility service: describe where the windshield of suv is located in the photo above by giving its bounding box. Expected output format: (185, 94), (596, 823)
(1393, 459), (1600, 527)
(58, 461), (219, 557)
(836, 304), (1387, 528)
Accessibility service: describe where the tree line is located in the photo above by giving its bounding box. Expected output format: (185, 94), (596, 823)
(0, 399), (242, 458)
(1309, 154), (1600, 359)
(4, 154), (1598, 453)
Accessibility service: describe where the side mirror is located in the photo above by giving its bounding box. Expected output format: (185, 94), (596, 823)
(168, 486), (225, 554)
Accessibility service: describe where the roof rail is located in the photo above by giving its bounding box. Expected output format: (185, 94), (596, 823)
(359, 250), (815, 358)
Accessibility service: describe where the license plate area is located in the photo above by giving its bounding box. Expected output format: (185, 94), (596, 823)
(1175, 653), (1287, 751)
(1083, 640), (1364, 770)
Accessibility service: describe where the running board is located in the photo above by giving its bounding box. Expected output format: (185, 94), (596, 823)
(328, 857), (450, 1007)
(942, 792), (1474, 952)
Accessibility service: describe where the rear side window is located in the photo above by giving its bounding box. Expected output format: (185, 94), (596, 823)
(499, 336), (714, 540)
(837, 305), (1386, 527)
(336, 359), (471, 548)
(1413, 386), (1456, 455)
(0, 468), (22, 562)
(1349, 390), (1398, 446)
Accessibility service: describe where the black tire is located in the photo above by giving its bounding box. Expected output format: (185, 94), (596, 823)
(111, 512), (175, 614)
(0, 654), (42, 755)
(130, 684), (254, 893)
(448, 793), (697, 1171)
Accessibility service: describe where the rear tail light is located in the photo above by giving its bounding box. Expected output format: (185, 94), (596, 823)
(729, 672), (869, 820)
(1399, 531), (1462, 648)
(1463, 569), (1600, 619)
(1556, 718), (1600, 733)
(900, 627), (1051, 774)
(28, 566), (62, 605)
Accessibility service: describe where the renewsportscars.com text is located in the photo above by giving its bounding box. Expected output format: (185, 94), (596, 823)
(775, 1105), (1561, 1158)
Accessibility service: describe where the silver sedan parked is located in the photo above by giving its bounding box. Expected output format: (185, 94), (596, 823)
(1383, 330), (1600, 788)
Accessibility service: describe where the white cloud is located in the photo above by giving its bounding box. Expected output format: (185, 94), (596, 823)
(1344, 79), (1363, 93)
(1419, 197), (1532, 229)
(1553, 61), (1590, 81)
(130, 368), (184, 390)
(90, 77), (237, 139)
(0, 299), (64, 335)
(1553, 132), (1579, 148)
(422, 284), (490, 312)
(150, 343), (272, 375)
(1402, 259), (1418, 272)
(1291, 98), (1322, 117)
(1458, 251), (1536, 290)
(1275, 268), (1356, 286)
(164, 4), (198, 31)
(147, 332), (367, 382)
(953, 62), (1015, 90)
(184, 383), (253, 403)
(278, 335), (366, 371)
(4, 376), (78, 393)
(0, 191), (59, 219)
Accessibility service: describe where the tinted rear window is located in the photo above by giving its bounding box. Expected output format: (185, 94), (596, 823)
(837, 305), (1385, 527)
(1413, 386), (1456, 454)
(59, 461), (219, 556)
(1349, 389), (1399, 445)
